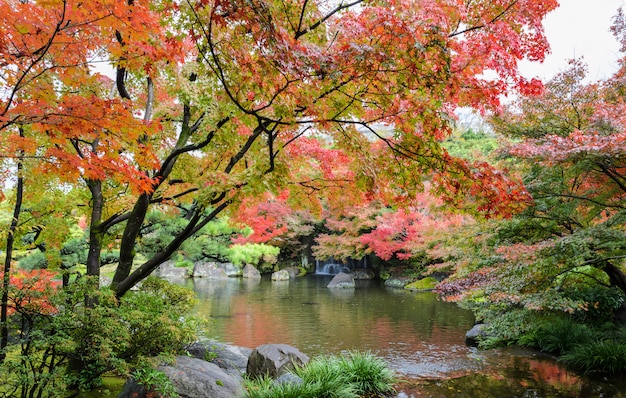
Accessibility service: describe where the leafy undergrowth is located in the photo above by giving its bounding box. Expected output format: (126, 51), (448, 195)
(481, 313), (626, 375)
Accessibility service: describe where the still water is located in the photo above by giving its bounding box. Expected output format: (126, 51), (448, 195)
(188, 275), (626, 397)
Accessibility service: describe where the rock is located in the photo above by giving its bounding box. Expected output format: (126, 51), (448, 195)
(158, 260), (189, 279)
(219, 262), (242, 277)
(404, 277), (438, 292)
(246, 344), (310, 379)
(192, 262), (229, 279)
(116, 378), (147, 398)
(184, 341), (251, 380)
(384, 276), (413, 288)
(274, 373), (304, 386)
(465, 323), (488, 347)
(284, 266), (304, 278)
(271, 270), (290, 281)
(117, 356), (243, 398)
(99, 275), (113, 287)
(327, 272), (355, 289)
(242, 264), (261, 279)
(160, 356), (244, 398)
(351, 269), (375, 280)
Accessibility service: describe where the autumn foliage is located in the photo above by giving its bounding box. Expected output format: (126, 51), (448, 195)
(0, 270), (60, 316)
(0, 0), (560, 300)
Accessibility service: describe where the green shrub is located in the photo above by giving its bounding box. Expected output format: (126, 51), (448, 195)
(560, 340), (626, 374)
(475, 307), (541, 349)
(116, 277), (203, 358)
(1, 275), (203, 396)
(227, 243), (279, 267)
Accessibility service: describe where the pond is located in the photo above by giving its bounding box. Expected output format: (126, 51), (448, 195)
(188, 275), (626, 397)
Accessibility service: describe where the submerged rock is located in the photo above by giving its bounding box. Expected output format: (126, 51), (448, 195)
(351, 269), (375, 280)
(327, 272), (356, 289)
(384, 276), (414, 288)
(271, 269), (290, 281)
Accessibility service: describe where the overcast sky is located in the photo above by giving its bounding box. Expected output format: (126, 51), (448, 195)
(520, 0), (625, 82)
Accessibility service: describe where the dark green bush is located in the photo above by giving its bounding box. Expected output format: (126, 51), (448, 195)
(565, 285), (625, 322)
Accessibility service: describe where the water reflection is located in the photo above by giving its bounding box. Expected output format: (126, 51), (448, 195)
(187, 275), (626, 397)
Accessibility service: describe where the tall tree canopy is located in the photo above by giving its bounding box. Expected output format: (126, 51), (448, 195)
(1, 0), (556, 297)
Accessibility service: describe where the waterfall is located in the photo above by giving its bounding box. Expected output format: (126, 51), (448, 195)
(315, 256), (350, 275)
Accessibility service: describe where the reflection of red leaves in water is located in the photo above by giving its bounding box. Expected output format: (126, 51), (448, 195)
(526, 358), (580, 388)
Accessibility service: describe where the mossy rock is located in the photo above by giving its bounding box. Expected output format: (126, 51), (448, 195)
(404, 277), (438, 292)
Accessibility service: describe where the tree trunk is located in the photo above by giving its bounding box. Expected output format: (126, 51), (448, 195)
(605, 261), (626, 295)
(86, 179), (104, 280)
(111, 194), (150, 289)
(1, 128), (24, 363)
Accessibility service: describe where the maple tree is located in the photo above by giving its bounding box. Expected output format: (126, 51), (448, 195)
(437, 16), (626, 322)
(0, 0), (556, 303)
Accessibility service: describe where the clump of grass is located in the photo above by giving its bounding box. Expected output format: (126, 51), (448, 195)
(519, 317), (595, 355)
(244, 372), (357, 398)
(560, 340), (626, 375)
(243, 351), (395, 398)
(333, 351), (396, 397)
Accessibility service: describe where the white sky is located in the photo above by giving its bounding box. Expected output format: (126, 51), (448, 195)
(520, 0), (626, 82)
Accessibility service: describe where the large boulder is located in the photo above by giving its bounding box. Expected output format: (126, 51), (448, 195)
(117, 356), (243, 398)
(271, 270), (290, 281)
(192, 262), (229, 279)
(242, 264), (262, 279)
(246, 344), (310, 379)
(327, 272), (355, 289)
(184, 341), (251, 380)
(158, 260), (189, 279)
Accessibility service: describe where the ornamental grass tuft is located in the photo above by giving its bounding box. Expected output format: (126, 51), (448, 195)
(243, 351), (396, 398)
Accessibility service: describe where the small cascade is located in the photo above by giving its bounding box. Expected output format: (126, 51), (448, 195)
(315, 257), (350, 275)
